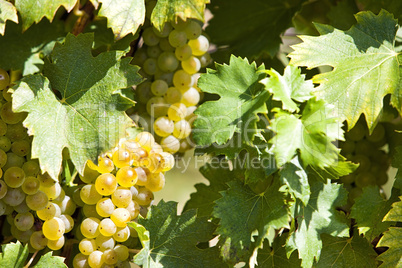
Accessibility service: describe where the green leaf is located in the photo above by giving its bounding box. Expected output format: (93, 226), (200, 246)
(391, 146), (402, 190)
(256, 235), (302, 268)
(0, 19), (65, 75)
(131, 200), (224, 268)
(213, 179), (289, 263)
(316, 234), (377, 268)
(350, 186), (396, 242)
(194, 56), (268, 146)
(260, 65), (314, 113)
(12, 33), (142, 179)
(289, 10), (401, 131)
(0, 241), (29, 267)
(0, 0), (18, 35)
(270, 98), (343, 168)
(286, 180), (349, 268)
(97, 0), (145, 39)
(183, 162), (239, 217)
(34, 252), (67, 268)
(383, 196), (402, 222)
(15, 0), (77, 30)
(151, 0), (209, 32)
(206, 0), (305, 59)
(279, 156), (310, 206)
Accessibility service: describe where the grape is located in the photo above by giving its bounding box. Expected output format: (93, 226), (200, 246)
(173, 70), (193, 91)
(43, 217), (65, 240)
(160, 152), (175, 171)
(59, 214), (74, 232)
(125, 200), (140, 220)
(1, 102), (25, 124)
(173, 120), (191, 139)
(13, 199), (30, 213)
(134, 167), (147, 186)
(37, 202), (61, 221)
(0, 69), (10, 91)
(143, 58), (158, 75)
(30, 231), (48, 250)
(41, 181), (62, 201)
(47, 235), (65, 250)
(142, 27), (160, 46)
(153, 22), (172, 38)
(0, 120), (7, 136)
(73, 253), (89, 268)
(97, 155), (115, 174)
(135, 81), (153, 104)
(14, 212), (34, 231)
(145, 152), (165, 173)
(113, 226), (130, 242)
(159, 37), (175, 52)
(157, 52), (179, 72)
(154, 116), (174, 137)
(352, 154), (371, 172)
(198, 52), (212, 67)
(3, 187), (25, 206)
(168, 30), (187, 48)
(114, 245), (129, 261)
(2, 89), (11, 102)
(96, 198), (115, 217)
(79, 238), (97, 255)
(0, 180), (7, 198)
(95, 234), (116, 251)
(6, 123), (28, 141)
(367, 123), (385, 142)
(168, 102), (187, 121)
(146, 172), (165, 192)
(184, 20), (202, 39)
(175, 44), (192, 61)
(0, 200), (7, 215)
(80, 184), (102, 205)
(133, 187), (154, 206)
(26, 190), (48, 211)
(95, 173), (118, 196)
(146, 96), (169, 117)
(111, 187), (132, 208)
(355, 139), (372, 155)
(146, 45), (162, 58)
(11, 139), (30, 156)
(154, 70), (174, 85)
(0, 136), (11, 151)
(151, 80), (169, 96)
(160, 135), (180, 154)
(110, 208), (130, 227)
(22, 160), (40, 176)
(181, 87), (200, 106)
(99, 218), (117, 236)
(188, 35), (209, 56)
(103, 249), (118, 265)
(88, 250), (104, 268)
(3, 152), (25, 170)
(165, 87), (182, 104)
(181, 56), (201, 74)
(83, 204), (101, 219)
(116, 166), (138, 187)
(135, 132), (155, 152)
(131, 47), (148, 66)
(185, 105), (197, 122)
(56, 195), (76, 215)
(81, 217), (101, 239)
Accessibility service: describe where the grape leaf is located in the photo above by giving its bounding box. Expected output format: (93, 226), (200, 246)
(193, 56), (268, 146)
(213, 179), (289, 263)
(15, 0), (77, 30)
(256, 235), (301, 268)
(131, 200), (224, 268)
(279, 156), (310, 206)
(315, 234), (377, 267)
(0, 0), (18, 35)
(289, 10), (402, 131)
(0, 19), (65, 75)
(377, 197), (402, 268)
(206, 0), (305, 59)
(34, 252), (67, 267)
(350, 186), (397, 242)
(0, 241), (28, 267)
(286, 180), (349, 268)
(391, 146), (402, 190)
(269, 98), (343, 168)
(260, 65), (314, 113)
(183, 162), (240, 217)
(358, 0), (402, 22)
(96, 0), (145, 40)
(12, 33), (142, 179)
(151, 0), (209, 32)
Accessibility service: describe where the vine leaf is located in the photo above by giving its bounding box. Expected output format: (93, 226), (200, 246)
(286, 180), (349, 268)
(377, 196), (402, 268)
(260, 65), (314, 113)
(194, 56), (268, 146)
(206, 0), (305, 59)
(131, 200), (224, 267)
(15, 0), (77, 30)
(151, 0), (209, 32)
(256, 235), (301, 268)
(391, 146), (402, 190)
(0, 0), (18, 35)
(270, 98), (342, 168)
(0, 241), (29, 267)
(96, 0), (145, 39)
(350, 186), (397, 242)
(289, 10), (402, 131)
(316, 234), (377, 267)
(12, 33), (142, 179)
(34, 252), (67, 267)
(213, 179), (289, 263)
(0, 19), (65, 75)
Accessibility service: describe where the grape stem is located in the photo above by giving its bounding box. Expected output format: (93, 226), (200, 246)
(71, 1), (95, 36)
(129, 249), (141, 254)
(24, 250), (38, 268)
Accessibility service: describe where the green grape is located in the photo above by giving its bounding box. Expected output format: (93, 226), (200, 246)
(146, 45), (162, 58)
(340, 174), (355, 184)
(3, 152), (25, 171)
(168, 30), (187, 47)
(59, 214), (74, 232)
(14, 212), (34, 231)
(144, 152), (165, 173)
(11, 140), (30, 157)
(131, 47), (148, 66)
(154, 70), (174, 85)
(52, 187), (66, 203)
(160, 152), (174, 172)
(12, 225), (33, 243)
(26, 190), (48, 211)
(6, 123), (28, 142)
(142, 27), (160, 46)
(83, 204), (101, 219)
(40, 181), (62, 201)
(99, 218), (117, 236)
(355, 171), (376, 188)
(80, 163), (100, 184)
(185, 105), (197, 122)
(22, 160), (40, 176)
(47, 235), (65, 250)
(0, 120), (7, 136)
(146, 97), (169, 118)
(1, 102), (25, 124)
(181, 56), (201, 74)
(43, 217), (65, 240)
(97, 155), (115, 174)
(175, 44), (192, 61)
(355, 139), (372, 155)
(341, 139), (355, 155)
(181, 87), (200, 106)
(164, 87), (182, 104)
(126, 200), (140, 220)
(56, 195), (76, 215)
(167, 102), (187, 122)
(345, 121), (367, 141)
(173, 70), (193, 91)
(143, 58), (158, 75)
(159, 37), (175, 52)
(157, 52), (179, 72)
(80, 184), (102, 205)
(88, 250), (104, 268)
(37, 202), (61, 221)
(95, 234), (115, 251)
(133, 167), (147, 186)
(81, 217), (101, 238)
(0, 69), (10, 91)
(103, 249), (118, 265)
(113, 226), (129, 243)
(111, 187), (132, 208)
(173, 120), (191, 139)
(367, 123), (385, 142)
(135, 81), (153, 104)
(0, 179), (7, 198)
(135, 131), (155, 152)
(151, 80), (169, 96)
(116, 167), (138, 187)
(184, 20), (202, 39)
(153, 22), (172, 38)
(30, 230), (48, 250)
(110, 208), (131, 227)
(133, 187), (154, 206)
(160, 135), (180, 154)
(352, 154), (371, 172)
(96, 198), (115, 217)
(73, 253), (89, 268)
(188, 35), (209, 56)
(153, 116), (174, 137)
(3, 187), (25, 206)
(21, 176), (40, 195)
(4, 166), (25, 188)
(114, 244), (129, 261)
(146, 172), (165, 192)
(0, 200), (7, 215)
(95, 173), (117, 196)
(198, 52), (212, 67)
(0, 136), (11, 152)
(2, 89), (11, 102)
(73, 185), (85, 207)
(13, 199), (30, 213)
(79, 238), (97, 255)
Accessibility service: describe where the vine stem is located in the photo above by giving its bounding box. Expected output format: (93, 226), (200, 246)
(129, 249), (141, 254)
(24, 250), (38, 268)
(71, 1), (95, 36)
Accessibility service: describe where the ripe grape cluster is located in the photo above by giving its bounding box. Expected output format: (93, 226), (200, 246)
(131, 2), (211, 154)
(340, 118), (391, 207)
(72, 131), (174, 268)
(0, 69), (77, 252)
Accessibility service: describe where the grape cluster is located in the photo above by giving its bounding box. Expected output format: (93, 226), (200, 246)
(73, 131), (174, 268)
(131, 2), (211, 154)
(340, 118), (391, 207)
(0, 69), (77, 252)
